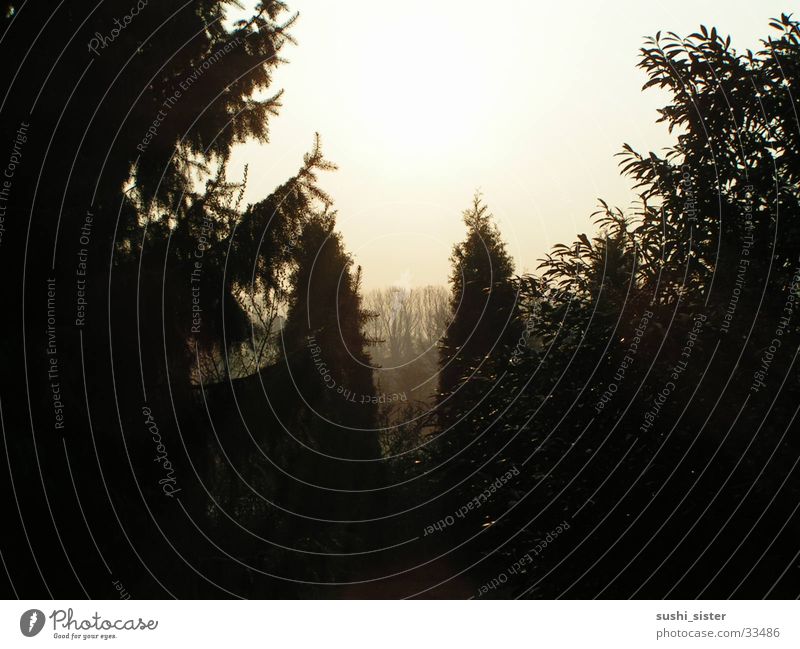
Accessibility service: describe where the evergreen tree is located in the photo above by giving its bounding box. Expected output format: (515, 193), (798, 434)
(438, 193), (519, 424)
(277, 212), (382, 565)
(282, 211), (380, 461)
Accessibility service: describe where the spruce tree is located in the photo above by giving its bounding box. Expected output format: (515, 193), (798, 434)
(438, 193), (519, 424)
(282, 212), (380, 460)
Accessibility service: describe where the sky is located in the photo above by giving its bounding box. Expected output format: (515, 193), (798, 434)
(227, 0), (791, 290)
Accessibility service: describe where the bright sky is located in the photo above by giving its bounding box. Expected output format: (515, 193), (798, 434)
(228, 0), (790, 290)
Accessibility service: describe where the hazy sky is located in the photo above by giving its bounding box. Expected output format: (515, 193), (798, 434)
(228, 0), (790, 289)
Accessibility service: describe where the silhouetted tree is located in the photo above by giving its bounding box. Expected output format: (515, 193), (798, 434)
(438, 193), (519, 424)
(437, 15), (800, 599)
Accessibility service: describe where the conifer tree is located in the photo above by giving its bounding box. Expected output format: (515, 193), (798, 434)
(282, 212), (380, 460)
(438, 193), (519, 424)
